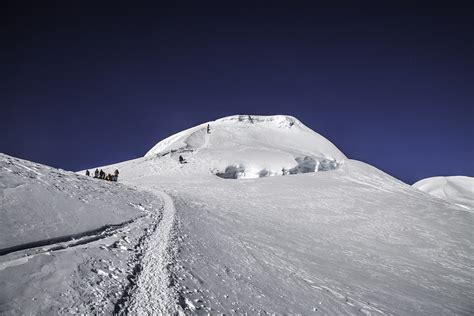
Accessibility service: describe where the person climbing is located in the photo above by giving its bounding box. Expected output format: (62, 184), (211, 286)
(114, 169), (119, 182)
(85, 170), (90, 176)
(207, 124), (211, 134)
(99, 169), (105, 179)
(179, 155), (186, 164)
(94, 169), (99, 178)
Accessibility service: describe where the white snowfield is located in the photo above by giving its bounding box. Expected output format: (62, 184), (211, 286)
(413, 176), (474, 210)
(1, 115), (473, 314)
(0, 153), (168, 314)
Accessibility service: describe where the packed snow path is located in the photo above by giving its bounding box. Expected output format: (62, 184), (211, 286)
(126, 190), (182, 315)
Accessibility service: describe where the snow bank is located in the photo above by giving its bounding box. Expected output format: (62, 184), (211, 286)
(413, 176), (474, 209)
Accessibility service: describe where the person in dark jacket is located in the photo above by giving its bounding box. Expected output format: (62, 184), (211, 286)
(179, 155), (185, 164)
(207, 124), (211, 134)
(85, 170), (90, 176)
(114, 169), (119, 182)
(99, 169), (105, 179)
(94, 169), (99, 178)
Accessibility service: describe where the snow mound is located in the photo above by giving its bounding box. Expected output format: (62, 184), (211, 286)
(144, 115), (346, 179)
(413, 176), (474, 209)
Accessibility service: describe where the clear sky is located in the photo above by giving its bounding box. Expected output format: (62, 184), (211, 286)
(1, 1), (473, 184)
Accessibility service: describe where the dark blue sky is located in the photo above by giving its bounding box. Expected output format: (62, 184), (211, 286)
(1, 1), (473, 183)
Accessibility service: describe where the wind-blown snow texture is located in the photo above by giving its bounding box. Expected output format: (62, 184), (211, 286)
(1, 115), (473, 314)
(413, 176), (474, 210)
(0, 154), (166, 313)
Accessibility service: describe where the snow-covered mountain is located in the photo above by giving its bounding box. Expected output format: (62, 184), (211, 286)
(413, 176), (474, 210)
(1, 115), (473, 314)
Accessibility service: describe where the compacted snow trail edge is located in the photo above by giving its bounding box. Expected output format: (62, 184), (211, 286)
(125, 190), (183, 315)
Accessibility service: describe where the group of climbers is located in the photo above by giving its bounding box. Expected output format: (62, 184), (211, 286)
(85, 168), (119, 182)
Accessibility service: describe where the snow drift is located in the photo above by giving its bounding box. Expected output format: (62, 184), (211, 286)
(413, 176), (474, 210)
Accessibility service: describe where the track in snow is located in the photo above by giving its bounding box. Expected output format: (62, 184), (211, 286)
(126, 190), (182, 315)
(0, 216), (144, 256)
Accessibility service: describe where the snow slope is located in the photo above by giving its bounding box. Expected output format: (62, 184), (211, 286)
(0, 154), (170, 314)
(413, 176), (474, 210)
(0, 153), (151, 251)
(1, 115), (473, 314)
(95, 115), (472, 314)
(112, 160), (472, 315)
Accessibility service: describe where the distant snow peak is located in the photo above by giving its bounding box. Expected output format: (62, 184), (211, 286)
(413, 176), (474, 210)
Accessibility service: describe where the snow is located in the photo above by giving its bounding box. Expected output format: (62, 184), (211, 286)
(1, 115), (473, 314)
(413, 176), (474, 210)
(127, 191), (181, 314)
(0, 154), (152, 251)
(128, 160), (471, 315)
(0, 153), (166, 314)
(144, 115), (345, 179)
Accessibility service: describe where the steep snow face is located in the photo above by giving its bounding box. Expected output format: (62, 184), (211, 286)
(413, 176), (474, 210)
(144, 115), (346, 179)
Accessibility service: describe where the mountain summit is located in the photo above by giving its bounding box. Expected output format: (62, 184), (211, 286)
(144, 115), (345, 179)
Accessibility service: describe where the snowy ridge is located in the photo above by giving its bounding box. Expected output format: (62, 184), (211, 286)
(413, 176), (474, 210)
(215, 114), (305, 128)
